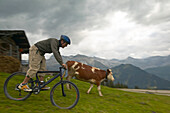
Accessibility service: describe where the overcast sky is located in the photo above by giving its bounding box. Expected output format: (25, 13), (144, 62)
(0, 0), (170, 60)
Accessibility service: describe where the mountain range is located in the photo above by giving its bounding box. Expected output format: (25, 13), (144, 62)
(47, 54), (170, 69)
(46, 54), (170, 89)
(119, 55), (170, 69)
(145, 65), (170, 81)
(111, 64), (170, 89)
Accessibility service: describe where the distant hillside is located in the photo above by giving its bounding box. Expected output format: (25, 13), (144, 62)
(145, 65), (170, 81)
(46, 54), (109, 70)
(117, 55), (170, 69)
(47, 54), (170, 70)
(111, 64), (170, 89)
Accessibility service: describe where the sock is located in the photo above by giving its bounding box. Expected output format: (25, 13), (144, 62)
(21, 83), (27, 85)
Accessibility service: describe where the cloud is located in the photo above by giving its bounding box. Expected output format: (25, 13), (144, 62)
(0, 0), (170, 59)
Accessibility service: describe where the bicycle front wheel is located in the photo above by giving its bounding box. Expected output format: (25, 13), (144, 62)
(50, 80), (79, 109)
(4, 72), (33, 101)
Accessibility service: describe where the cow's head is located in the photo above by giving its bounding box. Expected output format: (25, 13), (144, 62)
(106, 69), (115, 81)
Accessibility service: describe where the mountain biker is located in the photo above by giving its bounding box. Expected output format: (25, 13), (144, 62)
(19, 35), (71, 91)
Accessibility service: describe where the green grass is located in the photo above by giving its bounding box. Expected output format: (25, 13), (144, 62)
(0, 72), (170, 113)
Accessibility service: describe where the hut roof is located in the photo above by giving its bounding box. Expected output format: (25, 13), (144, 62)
(0, 30), (30, 53)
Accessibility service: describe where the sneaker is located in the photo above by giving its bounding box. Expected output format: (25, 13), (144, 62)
(18, 83), (32, 92)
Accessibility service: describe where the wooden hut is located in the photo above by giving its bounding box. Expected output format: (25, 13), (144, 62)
(0, 30), (30, 61)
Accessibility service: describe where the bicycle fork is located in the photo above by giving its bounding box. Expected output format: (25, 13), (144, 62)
(61, 82), (66, 97)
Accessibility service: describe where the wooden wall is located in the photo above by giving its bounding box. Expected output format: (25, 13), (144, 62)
(0, 37), (21, 61)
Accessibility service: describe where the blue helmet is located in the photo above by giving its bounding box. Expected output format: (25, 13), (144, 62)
(60, 35), (71, 45)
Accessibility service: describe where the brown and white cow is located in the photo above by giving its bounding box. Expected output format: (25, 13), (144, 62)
(66, 61), (115, 96)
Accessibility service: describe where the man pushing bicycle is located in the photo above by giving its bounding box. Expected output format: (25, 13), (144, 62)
(19, 35), (71, 91)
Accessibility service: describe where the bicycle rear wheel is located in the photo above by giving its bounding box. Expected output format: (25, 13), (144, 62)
(4, 72), (33, 101)
(50, 80), (79, 109)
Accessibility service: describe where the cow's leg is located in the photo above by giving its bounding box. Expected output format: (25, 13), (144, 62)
(87, 84), (93, 94)
(97, 85), (103, 96)
(96, 82), (103, 96)
(66, 74), (72, 81)
(66, 75), (72, 89)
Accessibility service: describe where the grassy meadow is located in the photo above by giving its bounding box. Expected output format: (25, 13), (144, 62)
(0, 72), (170, 113)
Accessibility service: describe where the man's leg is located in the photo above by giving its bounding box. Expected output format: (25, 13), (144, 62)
(22, 76), (30, 84)
(19, 45), (43, 91)
(39, 56), (46, 81)
(38, 57), (50, 89)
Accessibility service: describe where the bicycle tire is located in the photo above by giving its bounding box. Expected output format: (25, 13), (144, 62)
(3, 72), (33, 101)
(50, 80), (79, 109)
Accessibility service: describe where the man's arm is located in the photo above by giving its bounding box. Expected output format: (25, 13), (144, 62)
(51, 40), (63, 66)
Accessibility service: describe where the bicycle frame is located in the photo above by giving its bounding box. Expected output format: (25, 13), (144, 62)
(35, 67), (65, 89)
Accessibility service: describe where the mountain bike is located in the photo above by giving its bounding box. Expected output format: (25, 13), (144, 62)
(3, 67), (80, 109)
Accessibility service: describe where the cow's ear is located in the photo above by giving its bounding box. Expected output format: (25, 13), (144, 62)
(107, 69), (112, 73)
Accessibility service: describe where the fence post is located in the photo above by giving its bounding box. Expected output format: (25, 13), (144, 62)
(9, 44), (12, 56)
(16, 45), (19, 59)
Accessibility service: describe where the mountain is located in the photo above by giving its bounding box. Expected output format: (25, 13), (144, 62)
(116, 55), (170, 69)
(47, 54), (112, 70)
(145, 65), (170, 81)
(46, 54), (110, 70)
(111, 64), (170, 89)
(47, 54), (170, 69)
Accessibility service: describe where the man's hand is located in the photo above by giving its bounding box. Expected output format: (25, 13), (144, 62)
(62, 64), (67, 70)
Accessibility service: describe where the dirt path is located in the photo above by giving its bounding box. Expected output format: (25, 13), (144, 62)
(117, 88), (170, 96)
